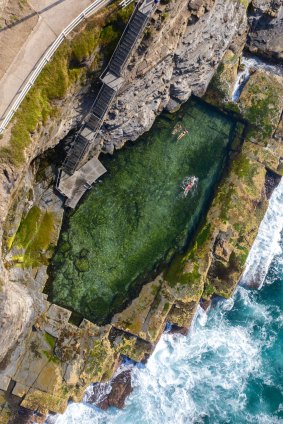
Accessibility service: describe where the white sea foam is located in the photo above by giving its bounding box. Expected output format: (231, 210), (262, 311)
(52, 293), (263, 424)
(241, 179), (283, 288)
(51, 230), (283, 424)
(232, 54), (283, 102)
(50, 123), (283, 424)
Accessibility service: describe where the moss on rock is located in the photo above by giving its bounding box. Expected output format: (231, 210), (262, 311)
(8, 206), (61, 268)
(204, 49), (240, 107)
(238, 70), (283, 143)
(0, 1), (134, 167)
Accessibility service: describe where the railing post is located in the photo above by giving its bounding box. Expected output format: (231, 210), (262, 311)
(0, 0), (113, 133)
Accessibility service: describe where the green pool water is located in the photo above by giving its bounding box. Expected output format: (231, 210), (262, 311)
(48, 98), (240, 324)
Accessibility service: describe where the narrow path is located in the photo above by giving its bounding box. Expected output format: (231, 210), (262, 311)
(0, 0), (111, 128)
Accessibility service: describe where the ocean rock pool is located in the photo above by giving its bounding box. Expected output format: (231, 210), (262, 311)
(47, 97), (242, 324)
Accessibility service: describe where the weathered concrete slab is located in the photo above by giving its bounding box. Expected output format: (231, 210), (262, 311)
(112, 276), (174, 344)
(101, 72), (124, 90)
(12, 382), (29, 398)
(58, 157), (107, 209)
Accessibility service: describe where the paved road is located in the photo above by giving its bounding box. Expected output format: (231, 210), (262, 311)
(0, 0), (110, 124)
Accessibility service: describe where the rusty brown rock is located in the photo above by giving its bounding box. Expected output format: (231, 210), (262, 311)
(88, 369), (133, 410)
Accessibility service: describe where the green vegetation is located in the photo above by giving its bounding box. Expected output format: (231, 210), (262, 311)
(216, 182), (235, 222)
(164, 221), (212, 288)
(44, 333), (56, 350)
(166, 257), (201, 288)
(18, 0), (28, 8)
(195, 223), (212, 248)
(0, 2), (133, 167)
(49, 98), (237, 324)
(202, 281), (215, 299)
(204, 50), (240, 109)
(238, 247), (249, 267)
(239, 0), (250, 8)
(233, 153), (258, 185)
(85, 340), (108, 377)
(42, 350), (60, 364)
(206, 63), (229, 104)
(10, 206), (57, 267)
(239, 71), (283, 143)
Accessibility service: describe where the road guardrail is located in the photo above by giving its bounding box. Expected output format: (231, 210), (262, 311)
(0, 0), (115, 134)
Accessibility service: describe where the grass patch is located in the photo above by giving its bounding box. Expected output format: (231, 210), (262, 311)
(216, 182), (235, 222)
(11, 206), (56, 267)
(44, 333), (56, 349)
(202, 281), (215, 299)
(195, 223), (211, 248)
(239, 72), (283, 143)
(42, 350), (60, 364)
(239, 0), (249, 8)
(233, 153), (258, 182)
(0, 1), (134, 167)
(165, 256), (201, 288)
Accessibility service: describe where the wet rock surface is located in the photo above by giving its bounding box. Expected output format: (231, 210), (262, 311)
(265, 169), (282, 199)
(0, 0), (248, 369)
(88, 368), (133, 410)
(0, 0), (283, 422)
(100, 0), (248, 151)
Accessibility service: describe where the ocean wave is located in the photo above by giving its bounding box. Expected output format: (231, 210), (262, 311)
(241, 178), (283, 289)
(51, 168), (283, 424)
(232, 54), (283, 102)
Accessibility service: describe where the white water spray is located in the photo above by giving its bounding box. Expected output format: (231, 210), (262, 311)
(49, 176), (283, 424)
(241, 178), (283, 288)
(48, 52), (283, 424)
(232, 55), (283, 102)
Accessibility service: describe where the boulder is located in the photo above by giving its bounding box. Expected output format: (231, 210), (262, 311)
(88, 368), (133, 410)
(247, 2), (283, 61)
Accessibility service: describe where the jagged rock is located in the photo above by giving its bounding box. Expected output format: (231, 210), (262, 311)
(0, 279), (34, 365)
(169, 0), (247, 103)
(265, 169), (282, 200)
(1, 0), (280, 420)
(165, 69), (283, 302)
(112, 277), (174, 344)
(97, 0), (247, 146)
(247, 2), (283, 61)
(167, 301), (198, 330)
(9, 407), (46, 424)
(88, 368), (133, 410)
(251, 0), (282, 15)
(109, 328), (152, 363)
(213, 232), (233, 262)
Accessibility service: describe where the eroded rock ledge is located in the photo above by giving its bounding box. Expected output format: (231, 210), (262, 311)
(0, 0), (282, 422)
(246, 0), (283, 62)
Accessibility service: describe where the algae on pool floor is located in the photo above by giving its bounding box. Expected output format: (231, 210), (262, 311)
(48, 98), (240, 324)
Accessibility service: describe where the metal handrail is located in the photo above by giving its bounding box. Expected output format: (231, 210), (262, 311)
(0, 0), (115, 134)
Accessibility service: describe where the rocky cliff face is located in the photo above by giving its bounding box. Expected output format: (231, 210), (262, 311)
(99, 0), (248, 153)
(247, 0), (283, 62)
(3, 0), (282, 421)
(0, 0), (248, 365)
(0, 0), (8, 13)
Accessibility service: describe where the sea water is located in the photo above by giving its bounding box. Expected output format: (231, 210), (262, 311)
(52, 178), (283, 424)
(49, 98), (238, 324)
